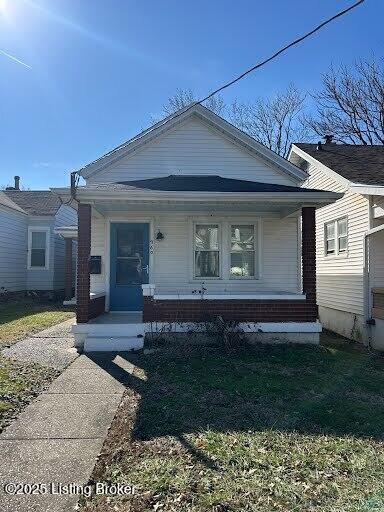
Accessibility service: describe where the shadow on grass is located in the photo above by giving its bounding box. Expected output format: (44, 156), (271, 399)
(88, 342), (384, 469)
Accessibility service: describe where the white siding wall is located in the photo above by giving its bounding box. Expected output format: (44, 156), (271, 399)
(53, 205), (77, 289)
(89, 213), (300, 298)
(90, 217), (107, 294)
(87, 118), (296, 186)
(301, 161), (369, 315)
(0, 205), (28, 291)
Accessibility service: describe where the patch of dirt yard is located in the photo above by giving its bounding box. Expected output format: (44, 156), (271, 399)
(0, 354), (60, 432)
(80, 342), (384, 512)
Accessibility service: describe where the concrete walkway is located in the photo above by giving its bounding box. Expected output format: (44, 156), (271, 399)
(2, 318), (78, 370)
(0, 353), (131, 512)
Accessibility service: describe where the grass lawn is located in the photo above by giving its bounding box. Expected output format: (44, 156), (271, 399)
(0, 298), (74, 349)
(82, 338), (384, 512)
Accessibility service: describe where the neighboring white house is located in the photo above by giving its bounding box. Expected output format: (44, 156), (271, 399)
(289, 142), (384, 350)
(0, 179), (77, 297)
(54, 104), (340, 352)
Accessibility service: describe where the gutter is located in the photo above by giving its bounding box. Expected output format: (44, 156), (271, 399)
(74, 189), (342, 204)
(350, 184), (384, 196)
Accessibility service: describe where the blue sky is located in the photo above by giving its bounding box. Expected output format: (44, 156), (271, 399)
(0, 0), (382, 189)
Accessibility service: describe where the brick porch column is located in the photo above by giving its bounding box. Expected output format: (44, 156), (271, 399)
(77, 203), (91, 323)
(302, 207), (317, 317)
(64, 237), (73, 300)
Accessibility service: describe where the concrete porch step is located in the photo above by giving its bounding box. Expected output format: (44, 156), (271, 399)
(84, 336), (144, 352)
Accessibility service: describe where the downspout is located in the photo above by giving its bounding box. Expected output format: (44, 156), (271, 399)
(70, 171), (79, 202)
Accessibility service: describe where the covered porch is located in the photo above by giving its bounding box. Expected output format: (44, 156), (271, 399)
(62, 176), (340, 351)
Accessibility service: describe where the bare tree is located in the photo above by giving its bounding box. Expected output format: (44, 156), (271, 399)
(305, 57), (384, 144)
(160, 88), (226, 117)
(159, 85), (307, 156)
(161, 88), (195, 116)
(228, 85), (308, 156)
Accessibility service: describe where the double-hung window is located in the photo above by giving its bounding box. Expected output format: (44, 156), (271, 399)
(194, 224), (220, 278)
(28, 228), (49, 269)
(230, 224), (257, 278)
(325, 217), (348, 256)
(193, 222), (259, 279)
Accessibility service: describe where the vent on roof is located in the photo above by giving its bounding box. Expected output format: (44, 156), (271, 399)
(5, 175), (21, 190)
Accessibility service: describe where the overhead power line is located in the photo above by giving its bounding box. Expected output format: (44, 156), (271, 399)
(188, 0), (365, 111)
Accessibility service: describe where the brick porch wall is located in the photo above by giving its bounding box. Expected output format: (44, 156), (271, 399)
(89, 295), (106, 319)
(143, 207), (318, 324)
(143, 297), (317, 323)
(76, 203), (91, 323)
(64, 237), (73, 301)
(302, 207), (318, 319)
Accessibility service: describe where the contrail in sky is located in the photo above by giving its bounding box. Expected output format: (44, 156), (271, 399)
(0, 49), (32, 69)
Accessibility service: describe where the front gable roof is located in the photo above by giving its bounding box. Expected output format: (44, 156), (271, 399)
(79, 104), (307, 183)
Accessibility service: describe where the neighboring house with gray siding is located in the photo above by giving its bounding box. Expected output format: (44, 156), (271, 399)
(0, 179), (77, 296)
(289, 142), (384, 350)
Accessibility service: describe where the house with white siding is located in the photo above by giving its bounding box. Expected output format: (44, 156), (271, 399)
(0, 178), (77, 298)
(289, 142), (384, 350)
(54, 104), (340, 352)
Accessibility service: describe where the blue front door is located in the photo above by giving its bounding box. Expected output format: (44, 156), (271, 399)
(110, 223), (149, 311)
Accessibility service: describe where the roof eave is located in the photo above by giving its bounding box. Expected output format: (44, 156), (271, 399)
(349, 184), (384, 196)
(75, 187), (342, 205)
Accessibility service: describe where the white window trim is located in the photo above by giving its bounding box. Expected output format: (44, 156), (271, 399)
(324, 216), (348, 258)
(27, 227), (50, 270)
(189, 218), (262, 281)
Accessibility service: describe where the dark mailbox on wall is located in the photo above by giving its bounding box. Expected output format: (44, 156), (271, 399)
(90, 256), (102, 274)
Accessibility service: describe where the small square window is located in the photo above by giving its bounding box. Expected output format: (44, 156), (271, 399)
(325, 218), (348, 256)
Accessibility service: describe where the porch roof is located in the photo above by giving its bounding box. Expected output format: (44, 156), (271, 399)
(59, 177), (340, 204)
(52, 176), (341, 216)
(54, 225), (78, 239)
(85, 175), (326, 194)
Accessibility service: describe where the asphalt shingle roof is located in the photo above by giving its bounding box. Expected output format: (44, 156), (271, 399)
(3, 190), (62, 216)
(295, 143), (384, 186)
(91, 175), (329, 193)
